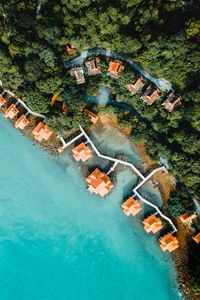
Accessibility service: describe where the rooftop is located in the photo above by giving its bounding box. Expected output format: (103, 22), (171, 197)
(179, 212), (197, 225)
(66, 44), (75, 55)
(160, 233), (179, 252)
(107, 60), (124, 78)
(14, 114), (29, 130)
(141, 85), (161, 105)
(4, 104), (19, 120)
(72, 142), (92, 162)
(85, 57), (101, 76)
(143, 214), (163, 233)
(193, 232), (200, 244)
(84, 108), (99, 124)
(86, 168), (113, 197)
(121, 197), (142, 216)
(162, 93), (182, 112)
(127, 77), (145, 94)
(32, 122), (53, 142)
(70, 67), (85, 84)
(50, 94), (58, 107)
(0, 95), (6, 109)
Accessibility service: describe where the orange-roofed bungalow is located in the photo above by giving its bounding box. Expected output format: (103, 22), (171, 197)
(162, 93), (182, 112)
(141, 85), (161, 105)
(62, 102), (68, 115)
(0, 95), (6, 109)
(70, 67), (85, 84)
(4, 104), (19, 119)
(193, 232), (200, 244)
(50, 94), (58, 107)
(143, 214), (163, 234)
(14, 114), (29, 130)
(107, 60), (124, 78)
(32, 122), (53, 142)
(85, 57), (101, 76)
(72, 143), (92, 162)
(160, 233), (179, 252)
(121, 197), (142, 216)
(84, 109), (99, 124)
(179, 212), (197, 225)
(86, 168), (113, 197)
(127, 77), (145, 94)
(57, 146), (64, 154)
(65, 44), (75, 55)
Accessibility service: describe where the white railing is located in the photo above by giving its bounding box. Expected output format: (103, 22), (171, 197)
(60, 125), (177, 232)
(3, 89), (45, 119)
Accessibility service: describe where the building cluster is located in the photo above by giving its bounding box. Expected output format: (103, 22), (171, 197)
(0, 92), (53, 143)
(69, 58), (125, 85)
(50, 94), (68, 115)
(179, 212), (200, 245)
(121, 197), (200, 252)
(128, 78), (182, 112)
(69, 53), (182, 112)
(69, 137), (185, 253)
(121, 196), (179, 252)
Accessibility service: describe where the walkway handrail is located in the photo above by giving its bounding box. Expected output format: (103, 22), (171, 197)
(3, 89), (46, 119)
(60, 125), (177, 232)
(133, 166), (166, 192)
(79, 125), (145, 179)
(59, 132), (84, 149)
(134, 191), (177, 232)
(79, 125), (177, 232)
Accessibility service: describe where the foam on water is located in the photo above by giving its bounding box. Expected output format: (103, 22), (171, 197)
(0, 115), (181, 300)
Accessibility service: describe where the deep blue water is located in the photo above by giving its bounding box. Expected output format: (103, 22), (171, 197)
(0, 115), (181, 300)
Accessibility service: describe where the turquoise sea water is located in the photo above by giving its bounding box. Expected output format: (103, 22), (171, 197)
(0, 115), (181, 300)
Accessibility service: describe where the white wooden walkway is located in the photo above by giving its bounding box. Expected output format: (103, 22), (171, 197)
(79, 125), (145, 179)
(134, 191), (177, 232)
(60, 125), (177, 232)
(59, 132), (84, 149)
(133, 166), (166, 192)
(3, 89), (46, 119)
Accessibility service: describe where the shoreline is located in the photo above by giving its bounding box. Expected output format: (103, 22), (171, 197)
(0, 111), (199, 300)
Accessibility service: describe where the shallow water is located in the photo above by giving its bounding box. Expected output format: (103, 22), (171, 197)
(0, 115), (181, 300)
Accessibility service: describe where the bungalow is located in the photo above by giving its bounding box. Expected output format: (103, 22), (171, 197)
(32, 122), (53, 142)
(179, 212), (197, 226)
(127, 77), (145, 94)
(86, 168), (113, 197)
(162, 93), (182, 112)
(57, 146), (65, 154)
(14, 114), (29, 130)
(0, 95), (6, 109)
(193, 232), (200, 244)
(141, 85), (161, 105)
(85, 57), (101, 76)
(72, 143), (92, 162)
(4, 104), (19, 119)
(70, 67), (85, 84)
(121, 197), (142, 216)
(65, 44), (75, 55)
(50, 94), (58, 107)
(84, 108), (99, 124)
(107, 60), (124, 78)
(62, 103), (68, 115)
(160, 233), (179, 252)
(143, 214), (163, 233)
